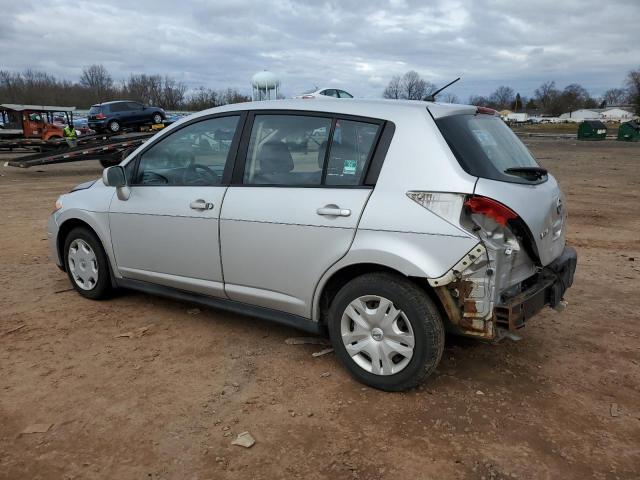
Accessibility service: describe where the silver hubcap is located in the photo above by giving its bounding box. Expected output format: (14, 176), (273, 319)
(68, 239), (98, 290)
(340, 295), (415, 376)
(110, 122), (119, 132)
(153, 115), (161, 123)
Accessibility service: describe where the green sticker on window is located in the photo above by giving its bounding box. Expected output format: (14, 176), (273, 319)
(343, 159), (357, 175)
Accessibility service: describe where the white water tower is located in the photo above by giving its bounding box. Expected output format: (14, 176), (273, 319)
(251, 70), (280, 101)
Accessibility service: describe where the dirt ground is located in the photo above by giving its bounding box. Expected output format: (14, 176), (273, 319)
(1, 138), (639, 480)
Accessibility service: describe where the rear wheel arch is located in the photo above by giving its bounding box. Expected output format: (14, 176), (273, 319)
(315, 262), (441, 325)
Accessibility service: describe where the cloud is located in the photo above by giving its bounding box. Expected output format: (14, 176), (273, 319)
(2, 0), (639, 100)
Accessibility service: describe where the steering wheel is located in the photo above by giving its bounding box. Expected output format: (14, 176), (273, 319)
(182, 164), (219, 185)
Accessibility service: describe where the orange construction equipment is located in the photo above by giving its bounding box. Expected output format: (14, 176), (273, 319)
(0, 103), (75, 142)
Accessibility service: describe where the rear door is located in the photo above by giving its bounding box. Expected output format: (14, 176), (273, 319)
(220, 112), (383, 318)
(109, 113), (243, 295)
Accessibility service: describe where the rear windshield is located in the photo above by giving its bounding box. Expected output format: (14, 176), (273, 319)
(436, 114), (544, 184)
(89, 106), (103, 114)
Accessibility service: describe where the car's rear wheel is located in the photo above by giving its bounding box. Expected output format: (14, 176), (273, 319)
(63, 227), (113, 300)
(328, 272), (444, 391)
(108, 120), (121, 133)
(152, 113), (163, 124)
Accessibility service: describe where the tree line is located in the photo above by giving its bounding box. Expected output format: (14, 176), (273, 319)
(383, 68), (640, 115)
(0, 64), (250, 111)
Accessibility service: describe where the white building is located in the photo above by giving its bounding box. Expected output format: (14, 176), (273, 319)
(559, 109), (600, 121)
(601, 108), (636, 121)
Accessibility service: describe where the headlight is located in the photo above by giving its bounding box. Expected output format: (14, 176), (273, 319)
(53, 197), (63, 213)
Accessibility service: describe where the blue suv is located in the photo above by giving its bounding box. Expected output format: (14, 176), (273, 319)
(88, 101), (165, 133)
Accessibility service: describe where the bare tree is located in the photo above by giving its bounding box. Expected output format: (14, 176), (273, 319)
(401, 71), (427, 100)
(489, 86), (515, 109)
(626, 67), (640, 114)
(382, 75), (402, 99)
(601, 88), (627, 107)
(534, 81), (559, 114)
(468, 95), (491, 107)
(382, 71), (436, 101)
(441, 92), (459, 103)
(80, 65), (113, 102)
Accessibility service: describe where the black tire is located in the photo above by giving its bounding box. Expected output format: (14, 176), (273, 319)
(152, 113), (163, 124)
(63, 227), (113, 300)
(107, 120), (121, 133)
(328, 272), (444, 391)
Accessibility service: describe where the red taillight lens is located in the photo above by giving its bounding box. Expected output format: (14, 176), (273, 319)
(464, 195), (517, 226)
(476, 106), (497, 115)
(301, 95), (314, 99)
(95, 113), (106, 119)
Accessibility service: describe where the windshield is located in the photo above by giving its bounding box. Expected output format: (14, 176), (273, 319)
(89, 106), (102, 114)
(436, 114), (544, 184)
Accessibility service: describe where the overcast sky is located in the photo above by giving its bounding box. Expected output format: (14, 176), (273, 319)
(2, 0), (639, 100)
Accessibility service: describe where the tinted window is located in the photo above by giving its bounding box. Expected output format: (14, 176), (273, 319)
(88, 106), (102, 115)
(321, 89), (339, 98)
(127, 102), (143, 110)
(436, 114), (543, 184)
(243, 115), (331, 186)
(325, 120), (379, 186)
(133, 115), (239, 186)
(110, 102), (129, 112)
(338, 90), (353, 98)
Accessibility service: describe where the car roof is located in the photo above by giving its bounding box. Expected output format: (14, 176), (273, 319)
(91, 100), (139, 106)
(191, 98), (476, 122)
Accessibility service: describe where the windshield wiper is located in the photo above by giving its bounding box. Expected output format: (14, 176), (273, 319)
(504, 167), (547, 179)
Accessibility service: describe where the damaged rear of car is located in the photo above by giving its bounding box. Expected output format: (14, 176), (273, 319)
(421, 105), (577, 341)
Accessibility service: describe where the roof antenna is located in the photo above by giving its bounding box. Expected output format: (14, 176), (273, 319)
(424, 77), (461, 102)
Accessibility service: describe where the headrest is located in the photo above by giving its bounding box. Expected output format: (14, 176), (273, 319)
(259, 142), (293, 174)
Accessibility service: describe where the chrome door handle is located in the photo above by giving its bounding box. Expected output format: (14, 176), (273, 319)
(190, 199), (214, 210)
(316, 206), (351, 217)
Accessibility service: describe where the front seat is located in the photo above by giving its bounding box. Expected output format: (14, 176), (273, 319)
(256, 141), (294, 184)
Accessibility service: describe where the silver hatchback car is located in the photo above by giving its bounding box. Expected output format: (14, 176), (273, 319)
(48, 99), (577, 391)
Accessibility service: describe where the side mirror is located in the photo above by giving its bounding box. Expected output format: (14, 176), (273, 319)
(103, 165), (126, 187)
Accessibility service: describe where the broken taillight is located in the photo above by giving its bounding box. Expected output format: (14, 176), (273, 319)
(464, 195), (517, 226)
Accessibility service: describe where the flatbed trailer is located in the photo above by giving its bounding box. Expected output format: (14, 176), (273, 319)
(5, 132), (155, 168)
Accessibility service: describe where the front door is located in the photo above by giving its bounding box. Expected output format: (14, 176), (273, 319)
(109, 114), (242, 296)
(220, 113), (383, 318)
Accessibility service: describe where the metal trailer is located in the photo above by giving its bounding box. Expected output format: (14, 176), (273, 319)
(5, 132), (155, 168)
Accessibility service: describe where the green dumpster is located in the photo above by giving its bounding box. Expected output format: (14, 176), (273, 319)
(577, 120), (607, 140)
(617, 120), (640, 142)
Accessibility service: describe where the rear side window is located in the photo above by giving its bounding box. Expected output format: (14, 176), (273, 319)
(321, 89), (339, 98)
(110, 102), (129, 112)
(325, 120), (379, 186)
(436, 114), (543, 184)
(243, 115), (331, 186)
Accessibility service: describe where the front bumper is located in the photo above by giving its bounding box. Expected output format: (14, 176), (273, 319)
(495, 246), (577, 331)
(47, 212), (64, 269)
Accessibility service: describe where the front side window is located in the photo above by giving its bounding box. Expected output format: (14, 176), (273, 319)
(133, 115), (239, 186)
(243, 115), (331, 186)
(338, 90), (353, 99)
(325, 120), (379, 186)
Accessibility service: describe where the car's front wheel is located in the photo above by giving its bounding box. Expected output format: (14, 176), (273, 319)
(152, 113), (163, 124)
(63, 227), (113, 300)
(328, 272), (444, 391)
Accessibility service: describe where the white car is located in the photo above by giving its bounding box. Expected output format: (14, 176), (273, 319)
(294, 88), (354, 99)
